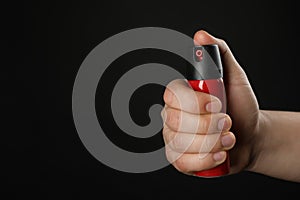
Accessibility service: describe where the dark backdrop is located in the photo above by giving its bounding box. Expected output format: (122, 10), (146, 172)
(5, 0), (300, 197)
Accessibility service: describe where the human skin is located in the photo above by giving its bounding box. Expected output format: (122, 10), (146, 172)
(161, 30), (300, 182)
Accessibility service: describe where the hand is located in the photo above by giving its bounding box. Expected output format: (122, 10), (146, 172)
(161, 30), (260, 175)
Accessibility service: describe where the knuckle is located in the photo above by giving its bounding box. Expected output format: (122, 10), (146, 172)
(163, 89), (172, 104)
(160, 108), (165, 119)
(162, 127), (169, 142)
(174, 158), (188, 173)
(167, 109), (181, 131)
(165, 148), (172, 163)
(166, 131), (175, 146)
(162, 127), (175, 143)
(219, 39), (227, 46)
(161, 109), (167, 124)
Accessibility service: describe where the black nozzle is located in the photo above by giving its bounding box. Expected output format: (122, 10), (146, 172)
(186, 44), (223, 80)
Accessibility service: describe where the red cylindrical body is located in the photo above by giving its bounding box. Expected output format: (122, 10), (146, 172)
(188, 79), (229, 177)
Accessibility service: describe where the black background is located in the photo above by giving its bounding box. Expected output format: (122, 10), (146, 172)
(4, 0), (300, 198)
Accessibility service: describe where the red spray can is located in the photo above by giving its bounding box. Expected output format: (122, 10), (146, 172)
(187, 45), (229, 177)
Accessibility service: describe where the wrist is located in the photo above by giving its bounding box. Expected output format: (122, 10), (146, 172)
(245, 110), (269, 173)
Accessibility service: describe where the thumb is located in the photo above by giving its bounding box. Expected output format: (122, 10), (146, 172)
(194, 30), (246, 84)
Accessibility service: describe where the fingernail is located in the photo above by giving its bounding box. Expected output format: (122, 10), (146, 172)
(218, 118), (226, 130)
(221, 134), (234, 148)
(206, 101), (221, 113)
(213, 151), (226, 162)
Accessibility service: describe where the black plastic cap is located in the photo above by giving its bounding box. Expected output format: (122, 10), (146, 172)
(186, 44), (223, 80)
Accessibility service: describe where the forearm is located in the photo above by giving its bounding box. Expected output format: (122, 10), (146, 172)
(249, 110), (300, 182)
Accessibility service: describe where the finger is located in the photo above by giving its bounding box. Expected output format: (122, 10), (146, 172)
(193, 30), (246, 80)
(163, 79), (222, 114)
(163, 107), (231, 134)
(165, 146), (227, 173)
(163, 126), (235, 153)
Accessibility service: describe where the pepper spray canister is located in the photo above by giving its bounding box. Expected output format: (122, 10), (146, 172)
(186, 44), (229, 177)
